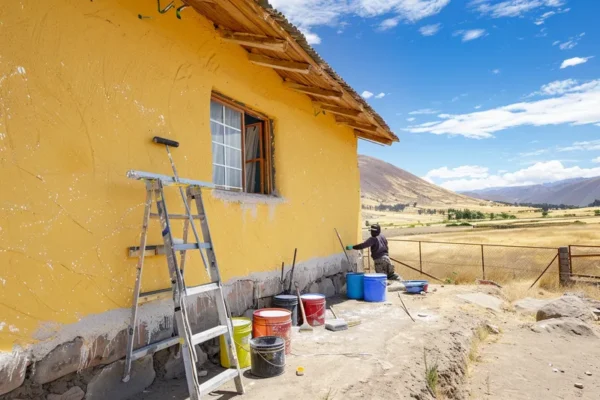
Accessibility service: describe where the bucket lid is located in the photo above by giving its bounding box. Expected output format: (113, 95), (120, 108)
(346, 272), (364, 276)
(253, 309), (291, 318)
(231, 318), (252, 328)
(300, 293), (325, 300)
(249, 336), (285, 349)
(364, 273), (387, 278)
(274, 294), (298, 301)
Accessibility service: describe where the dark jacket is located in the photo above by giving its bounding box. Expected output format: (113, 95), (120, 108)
(353, 235), (388, 260)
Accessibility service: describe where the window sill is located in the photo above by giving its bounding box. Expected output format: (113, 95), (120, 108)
(212, 188), (286, 205)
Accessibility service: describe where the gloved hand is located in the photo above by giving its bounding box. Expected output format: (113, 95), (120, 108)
(345, 245), (354, 250)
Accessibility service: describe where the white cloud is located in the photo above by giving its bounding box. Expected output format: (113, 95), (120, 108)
(554, 33), (585, 51)
(558, 140), (600, 152)
(552, 40), (560, 46)
(269, 0), (451, 43)
(375, 92), (386, 99)
(361, 90), (374, 99)
(520, 149), (549, 157)
(560, 57), (592, 69)
(492, 69), (501, 74)
(454, 29), (487, 42)
(593, 157), (600, 163)
(406, 117), (416, 122)
(409, 108), (439, 115)
(439, 161), (600, 192)
(474, 105), (482, 109)
(407, 79), (600, 139)
(425, 165), (490, 180)
(534, 10), (555, 24)
(471, 0), (565, 18)
(302, 30), (322, 45)
(530, 78), (578, 96)
(419, 23), (442, 36)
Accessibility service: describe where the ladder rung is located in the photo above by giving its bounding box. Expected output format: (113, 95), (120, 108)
(192, 325), (228, 345)
(138, 288), (171, 304)
(198, 368), (239, 397)
(131, 336), (180, 361)
(150, 213), (200, 220)
(186, 283), (219, 297)
(172, 243), (212, 251)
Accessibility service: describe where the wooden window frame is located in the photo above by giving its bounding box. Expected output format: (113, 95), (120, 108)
(210, 93), (273, 195)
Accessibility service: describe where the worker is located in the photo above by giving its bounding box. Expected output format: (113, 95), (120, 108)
(346, 224), (401, 281)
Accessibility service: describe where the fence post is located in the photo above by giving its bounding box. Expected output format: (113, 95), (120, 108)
(480, 244), (485, 280)
(419, 241), (423, 276)
(558, 247), (571, 286)
(367, 248), (371, 273)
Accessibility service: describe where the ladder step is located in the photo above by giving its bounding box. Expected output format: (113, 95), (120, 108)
(186, 283), (219, 297)
(131, 336), (180, 362)
(192, 325), (228, 346)
(150, 213), (200, 220)
(172, 243), (212, 251)
(198, 368), (239, 397)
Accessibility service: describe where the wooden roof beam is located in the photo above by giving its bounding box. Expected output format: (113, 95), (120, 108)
(218, 28), (288, 52)
(248, 54), (311, 74)
(354, 129), (393, 146)
(283, 81), (343, 99)
(315, 103), (362, 118)
(335, 116), (378, 133)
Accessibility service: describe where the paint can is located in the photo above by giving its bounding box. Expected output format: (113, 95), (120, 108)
(273, 294), (299, 326)
(220, 317), (252, 368)
(300, 293), (326, 326)
(364, 273), (387, 302)
(249, 336), (286, 378)
(252, 308), (292, 355)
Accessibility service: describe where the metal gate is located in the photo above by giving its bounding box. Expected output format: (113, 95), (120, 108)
(569, 245), (600, 281)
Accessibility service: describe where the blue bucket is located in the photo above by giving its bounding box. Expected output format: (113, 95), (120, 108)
(403, 280), (429, 294)
(346, 273), (364, 299)
(363, 273), (387, 302)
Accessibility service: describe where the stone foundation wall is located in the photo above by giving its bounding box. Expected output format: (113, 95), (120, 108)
(0, 252), (359, 399)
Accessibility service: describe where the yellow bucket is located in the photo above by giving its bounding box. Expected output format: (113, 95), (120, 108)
(220, 317), (252, 368)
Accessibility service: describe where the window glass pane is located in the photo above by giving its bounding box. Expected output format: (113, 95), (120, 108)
(211, 121), (224, 144)
(245, 125), (261, 160)
(226, 168), (242, 189)
(224, 106), (242, 130)
(224, 127), (241, 149)
(245, 161), (261, 193)
(212, 143), (224, 165)
(213, 165), (225, 186)
(226, 147), (242, 169)
(210, 100), (223, 122)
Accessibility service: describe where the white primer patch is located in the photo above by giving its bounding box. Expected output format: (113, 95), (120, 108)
(256, 310), (289, 317)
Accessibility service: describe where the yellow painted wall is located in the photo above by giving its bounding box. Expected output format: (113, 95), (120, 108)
(0, 0), (360, 350)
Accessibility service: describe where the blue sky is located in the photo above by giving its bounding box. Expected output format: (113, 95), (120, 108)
(270, 0), (600, 192)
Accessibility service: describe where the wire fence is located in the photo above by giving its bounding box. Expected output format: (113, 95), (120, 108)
(361, 239), (560, 285)
(569, 245), (600, 279)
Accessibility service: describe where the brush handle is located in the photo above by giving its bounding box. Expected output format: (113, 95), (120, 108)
(297, 288), (308, 323)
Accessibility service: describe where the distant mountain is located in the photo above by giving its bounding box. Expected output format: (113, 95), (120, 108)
(461, 176), (600, 207)
(358, 155), (483, 207)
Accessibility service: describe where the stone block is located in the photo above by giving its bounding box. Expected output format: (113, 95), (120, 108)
(308, 282), (319, 294)
(319, 278), (336, 298)
(223, 279), (255, 316)
(0, 351), (28, 395)
(46, 386), (85, 400)
(86, 356), (155, 400)
(332, 274), (345, 294)
(32, 338), (84, 385)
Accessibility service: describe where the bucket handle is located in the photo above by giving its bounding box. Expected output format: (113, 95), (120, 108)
(254, 348), (287, 368)
(304, 303), (325, 319)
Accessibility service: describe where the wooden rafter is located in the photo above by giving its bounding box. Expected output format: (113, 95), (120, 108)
(354, 129), (393, 145)
(217, 28), (288, 52)
(335, 116), (378, 132)
(316, 103), (362, 118)
(248, 54), (311, 74)
(283, 81), (343, 99)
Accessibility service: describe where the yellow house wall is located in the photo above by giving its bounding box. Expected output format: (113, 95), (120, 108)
(0, 0), (360, 351)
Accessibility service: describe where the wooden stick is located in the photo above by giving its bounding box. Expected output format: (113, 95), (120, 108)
(397, 292), (415, 322)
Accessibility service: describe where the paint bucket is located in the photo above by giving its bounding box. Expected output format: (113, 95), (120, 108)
(403, 280), (429, 294)
(273, 294), (299, 326)
(252, 309), (292, 355)
(363, 273), (387, 302)
(346, 272), (364, 299)
(220, 317), (252, 369)
(249, 336), (286, 378)
(300, 293), (326, 326)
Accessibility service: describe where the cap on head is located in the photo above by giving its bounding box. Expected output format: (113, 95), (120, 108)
(370, 223), (381, 237)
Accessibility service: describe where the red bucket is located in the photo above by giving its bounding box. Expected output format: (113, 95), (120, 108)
(252, 308), (292, 355)
(300, 294), (326, 327)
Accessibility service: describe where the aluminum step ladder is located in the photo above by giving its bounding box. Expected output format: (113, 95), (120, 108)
(122, 137), (244, 399)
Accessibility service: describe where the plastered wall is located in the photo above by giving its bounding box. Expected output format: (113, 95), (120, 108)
(0, 0), (361, 350)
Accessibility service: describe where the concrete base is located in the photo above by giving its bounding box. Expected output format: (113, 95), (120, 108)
(0, 251), (356, 398)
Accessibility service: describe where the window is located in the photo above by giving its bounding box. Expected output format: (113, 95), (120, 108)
(210, 95), (272, 194)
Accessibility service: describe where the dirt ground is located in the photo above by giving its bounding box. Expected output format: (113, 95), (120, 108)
(129, 284), (600, 400)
